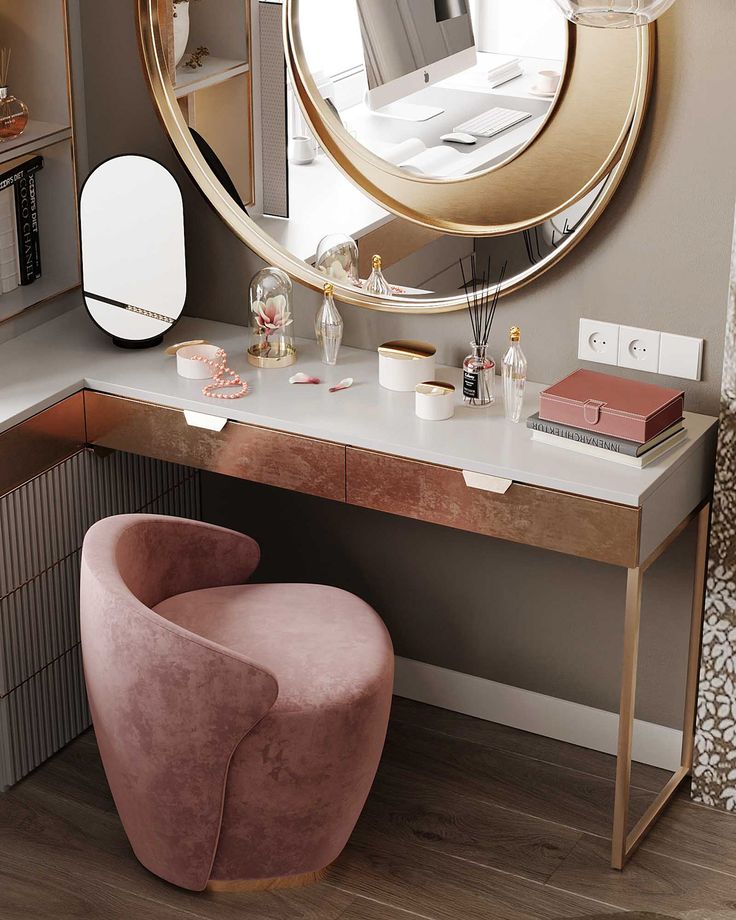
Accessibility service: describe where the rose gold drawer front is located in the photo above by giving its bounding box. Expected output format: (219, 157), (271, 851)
(85, 392), (346, 502)
(0, 394), (86, 497)
(346, 448), (641, 567)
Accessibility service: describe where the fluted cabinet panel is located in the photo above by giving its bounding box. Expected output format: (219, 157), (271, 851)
(0, 447), (201, 790)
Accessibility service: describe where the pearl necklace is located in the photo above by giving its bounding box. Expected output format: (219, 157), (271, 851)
(191, 348), (249, 400)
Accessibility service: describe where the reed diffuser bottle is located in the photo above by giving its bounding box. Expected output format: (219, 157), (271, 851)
(460, 256), (507, 409)
(0, 49), (29, 142)
(315, 282), (343, 365)
(502, 326), (528, 423)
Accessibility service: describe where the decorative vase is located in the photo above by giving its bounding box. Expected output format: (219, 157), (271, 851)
(173, 2), (190, 68)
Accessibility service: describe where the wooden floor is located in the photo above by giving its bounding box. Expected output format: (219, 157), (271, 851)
(3, 697), (736, 920)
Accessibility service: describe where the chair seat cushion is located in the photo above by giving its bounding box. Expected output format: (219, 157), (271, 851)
(154, 583), (392, 713)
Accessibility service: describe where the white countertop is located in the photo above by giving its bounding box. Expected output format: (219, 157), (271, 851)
(0, 308), (718, 508)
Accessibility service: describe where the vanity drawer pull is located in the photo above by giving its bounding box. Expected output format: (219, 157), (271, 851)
(183, 410), (228, 432)
(463, 471), (513, 495)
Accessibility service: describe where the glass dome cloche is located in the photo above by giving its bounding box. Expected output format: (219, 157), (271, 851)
(247, 267), (296, 368)
(315, 234), (360, 287)
(550, 0), (678, 28)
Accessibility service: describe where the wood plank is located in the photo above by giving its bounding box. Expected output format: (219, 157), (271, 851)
(85, 391), (346, 503)
(0, 858), (195, 920)
(383, 720), (656, 839)
(346, 448), (641, 567)
(328, 825), (618, 920)
(335, 897), (439, 920)
(0, 394), (86, 498)
(365, 759), (582, 883)
(390, 697), (673, 794)
(640, 796), (736, 877)
(548, 834), (736, 914)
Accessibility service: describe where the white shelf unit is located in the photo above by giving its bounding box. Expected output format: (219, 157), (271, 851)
(161, 0), (254, 207)
(0, 0), (81, 325)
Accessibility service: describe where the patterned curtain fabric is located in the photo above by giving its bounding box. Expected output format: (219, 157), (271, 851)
(693, 208), (736, 810)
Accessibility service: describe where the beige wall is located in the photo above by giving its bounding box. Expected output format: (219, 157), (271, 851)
(75, 0), (736, 727)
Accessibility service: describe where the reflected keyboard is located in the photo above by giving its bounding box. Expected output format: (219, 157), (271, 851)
(453, 106), (532, 139)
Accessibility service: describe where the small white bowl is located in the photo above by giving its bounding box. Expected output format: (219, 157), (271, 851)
(415, 381), (455, 421)
(176, 343), (222, 380)
(378, 340), (437, 392)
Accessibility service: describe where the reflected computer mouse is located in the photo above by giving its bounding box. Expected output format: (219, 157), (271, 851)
(440, 132), (477, 145)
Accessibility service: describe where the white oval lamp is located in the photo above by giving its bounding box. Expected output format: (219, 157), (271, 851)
(550, 0), (678, 28)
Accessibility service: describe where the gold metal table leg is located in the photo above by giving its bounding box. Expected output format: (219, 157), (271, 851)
(610, 502), (711, 870)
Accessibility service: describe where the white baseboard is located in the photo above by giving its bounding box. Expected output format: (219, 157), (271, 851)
(394, 657), (683, 772)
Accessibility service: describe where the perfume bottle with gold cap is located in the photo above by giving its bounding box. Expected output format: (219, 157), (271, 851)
(0, 49), (29, 142)
(502, 326), (527, 423)
(315, 282), (343, 366)
(365, 254), (390, 296)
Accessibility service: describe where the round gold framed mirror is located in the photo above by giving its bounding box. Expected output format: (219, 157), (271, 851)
(137, 0), (654, 313)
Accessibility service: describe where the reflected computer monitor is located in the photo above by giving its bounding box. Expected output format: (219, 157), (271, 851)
(357, 0), (476, 121)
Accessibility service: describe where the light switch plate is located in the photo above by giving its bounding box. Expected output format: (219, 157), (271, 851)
(578, 318), (620, 366)
(659, 332), (703, 381)
(618, 325), (661, 374)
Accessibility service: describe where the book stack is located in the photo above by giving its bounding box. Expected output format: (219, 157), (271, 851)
(529, 369), (687, 468)
(0, 155), (44, 296)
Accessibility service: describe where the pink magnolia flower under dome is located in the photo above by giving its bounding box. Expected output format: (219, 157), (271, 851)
(253, 295), (293, 334)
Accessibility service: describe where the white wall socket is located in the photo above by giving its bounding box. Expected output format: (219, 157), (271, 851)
(578, 319), (620, 365)
(578, 318), (703, 379)
(618, 325), (661, 374)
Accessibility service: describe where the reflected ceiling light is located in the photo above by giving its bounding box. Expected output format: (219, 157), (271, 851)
(550, 0), (678, 28)
(434, 0), (469, 22)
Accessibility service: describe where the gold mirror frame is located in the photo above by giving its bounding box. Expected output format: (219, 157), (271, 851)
(137, 0), (655, 314)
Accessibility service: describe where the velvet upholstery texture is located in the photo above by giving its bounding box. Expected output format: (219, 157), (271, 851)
(80, 515), (393, 892)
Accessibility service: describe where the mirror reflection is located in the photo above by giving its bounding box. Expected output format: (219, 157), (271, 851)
(153, 0), (638, 306)
(296, 0), (567, 179)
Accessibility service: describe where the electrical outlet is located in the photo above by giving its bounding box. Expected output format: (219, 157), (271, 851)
(578, 318), (620, 366)
(618, 325), (661, 374)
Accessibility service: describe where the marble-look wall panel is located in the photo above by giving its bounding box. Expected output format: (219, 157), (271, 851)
(693, 209), (736, 810)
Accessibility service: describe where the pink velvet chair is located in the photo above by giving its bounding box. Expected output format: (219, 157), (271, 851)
(80, 514), (393, 892)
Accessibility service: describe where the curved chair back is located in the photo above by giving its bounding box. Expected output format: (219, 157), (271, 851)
(80, 515), (278, 891)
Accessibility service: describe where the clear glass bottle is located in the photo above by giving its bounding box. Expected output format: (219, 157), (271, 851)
(502, 326), (528, 423)
(315, 282), (343, 366)
(247, 267), (296, 368)
(365, 254), (390, 296)
(462, 343), (495, 408)
(0, 48), (29, 142)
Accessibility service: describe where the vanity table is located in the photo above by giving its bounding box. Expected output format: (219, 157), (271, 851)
(0, 308), (717, 869)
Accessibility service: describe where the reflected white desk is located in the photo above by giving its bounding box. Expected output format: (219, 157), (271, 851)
(0, 308), (718, 869)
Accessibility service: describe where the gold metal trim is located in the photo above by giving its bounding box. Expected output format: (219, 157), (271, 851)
(137, 0), (655, 313)
(378, 340), (437, 360)
(246, 345), (297, 368)
(416, 382), (456, 395)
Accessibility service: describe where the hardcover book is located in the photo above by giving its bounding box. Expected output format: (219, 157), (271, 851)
(539, 369), (684, 443)
(531, 429), (688, 469)
(526, 413), (684, 457)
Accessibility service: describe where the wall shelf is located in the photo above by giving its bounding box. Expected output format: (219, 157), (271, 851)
(157, 0), (254, 206)
(0, 0), (81, 325)
(174, 58), (250, 98)
(0, 121), (72, 166)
